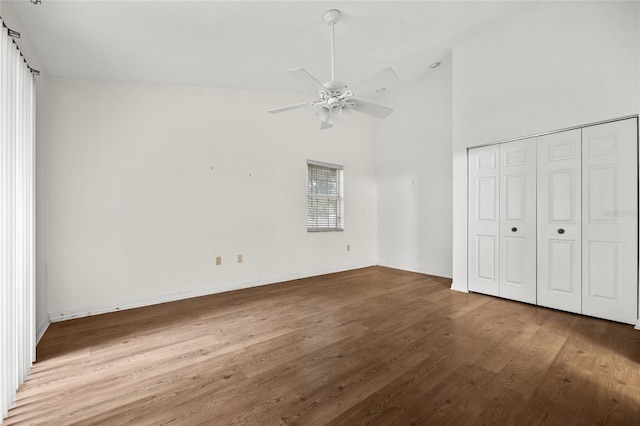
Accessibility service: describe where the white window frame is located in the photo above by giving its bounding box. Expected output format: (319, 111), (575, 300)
(306, 160), (344, 232)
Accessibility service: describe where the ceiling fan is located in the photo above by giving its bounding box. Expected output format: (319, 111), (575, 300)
(269, 9), (399, 130)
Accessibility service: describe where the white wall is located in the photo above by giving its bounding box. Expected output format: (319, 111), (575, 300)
(376, 56), (453, 278)
(451, 1), (640, 291)
(40, 80), (378, 319)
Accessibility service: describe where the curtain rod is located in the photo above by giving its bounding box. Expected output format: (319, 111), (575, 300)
(0, 17), (40, 75)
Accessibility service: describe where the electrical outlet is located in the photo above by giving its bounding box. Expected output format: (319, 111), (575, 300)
(347, 244), (350, 251)
(216, 256), (222, 265)
(237, 254), (243, 264)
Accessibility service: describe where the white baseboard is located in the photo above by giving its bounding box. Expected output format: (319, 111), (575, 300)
(36, 317), (50, 344)
(635, 319), (640, 331)
(48, 263), (375, 323)
(450, 281), (469, 293)
(376, 262), (453, 280)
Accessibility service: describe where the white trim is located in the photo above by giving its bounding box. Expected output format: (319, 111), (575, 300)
(48, 263), (375, 322)
(635, 320), (640, 331)
(450, 282), (469, 293)
(376, 263), (452, 280)
(36, 318), (50, 344)
(468, 115), (639, 150)
(306, 159), (344, 170)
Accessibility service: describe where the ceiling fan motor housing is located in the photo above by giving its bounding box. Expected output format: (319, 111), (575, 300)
(323, 81), (346, 96)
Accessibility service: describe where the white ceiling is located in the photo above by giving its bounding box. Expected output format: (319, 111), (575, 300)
(9, 0), (539, 93)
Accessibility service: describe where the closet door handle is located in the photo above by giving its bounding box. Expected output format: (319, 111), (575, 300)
(558, 228), (565, 234)
(511, 227), (517, 232)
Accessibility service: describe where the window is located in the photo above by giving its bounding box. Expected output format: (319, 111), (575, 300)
(307, 160), (344, 232)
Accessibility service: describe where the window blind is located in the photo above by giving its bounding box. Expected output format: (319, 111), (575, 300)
(307, 160), (344, 232)
(1, 18), (36, 421)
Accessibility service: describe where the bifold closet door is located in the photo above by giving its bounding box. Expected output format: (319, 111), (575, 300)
(468, 145), (500, 296)
(581, 119), (638, 324)
(537, 129), (582, 314)
(499, 139), (537, 304)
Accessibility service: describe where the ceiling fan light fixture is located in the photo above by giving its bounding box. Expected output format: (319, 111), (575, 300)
(326, 97), (342, 110)
(317, 106), (330, 122)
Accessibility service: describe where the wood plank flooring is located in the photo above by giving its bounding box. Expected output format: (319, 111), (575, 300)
(5, 266), (640, 425)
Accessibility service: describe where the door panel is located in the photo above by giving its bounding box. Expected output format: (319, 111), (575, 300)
(582, 119), (637, 324)
(504, 175), (524, 220)
(503, 236), (524, 283)
(499, 140), (536, 303)
(476, 235), (497, 281)
(469, 146), (500, 296)
(587, 241), (619, 299)
(587, 165), (618, 224)
(537, 129), (582, 313)
(548, 239), (576, 294)
(477, 177), (497, 221)
(548, 170), (573, 221)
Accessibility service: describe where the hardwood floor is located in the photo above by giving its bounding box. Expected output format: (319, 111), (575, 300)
(5, 266), (640, 425)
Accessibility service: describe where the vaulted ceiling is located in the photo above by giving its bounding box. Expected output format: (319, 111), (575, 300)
(9, 1), (538, 92)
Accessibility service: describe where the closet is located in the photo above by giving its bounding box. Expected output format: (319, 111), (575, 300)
(468, 118), (638, 325)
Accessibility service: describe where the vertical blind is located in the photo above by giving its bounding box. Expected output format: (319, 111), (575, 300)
(0, 18), (36, 421)
(307, 160), (344, 232)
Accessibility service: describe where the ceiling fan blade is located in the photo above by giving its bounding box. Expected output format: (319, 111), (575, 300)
(348, 98), (394, 119)
(320, 121), (333, 130)
(269, 100), (323, 114)
(349, 68), (399, 97)
(286, 68), (327, 93)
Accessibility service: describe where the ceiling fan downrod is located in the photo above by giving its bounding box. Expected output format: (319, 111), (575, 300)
(323, 9), (341, 83)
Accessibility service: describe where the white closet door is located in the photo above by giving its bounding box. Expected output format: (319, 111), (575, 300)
(582, 119), (638, 325)
(468, 145), (500, 296)
(499, 139), (537, 303)
(537, 129), (582, 313)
